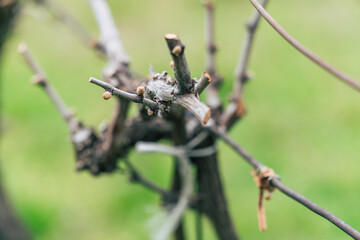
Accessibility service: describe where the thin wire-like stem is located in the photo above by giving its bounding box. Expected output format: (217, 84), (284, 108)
(208, 124), (360, 240)
(123, 158), (170, 197)
(234, 0), (268, 99)
(249, 0), (360, 92)
(271, 178), (360, 240)
(208, 125), (263, 169)
(35, 0), (105, 54)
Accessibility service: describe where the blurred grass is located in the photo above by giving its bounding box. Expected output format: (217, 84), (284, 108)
(1, 0), (360, 239)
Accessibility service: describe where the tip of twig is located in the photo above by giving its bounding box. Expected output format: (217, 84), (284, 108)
(164, 33), (179, 40)
(88, 77), (95, 83)
(203, 0), (214, 9)
(17, 42), (27, 54)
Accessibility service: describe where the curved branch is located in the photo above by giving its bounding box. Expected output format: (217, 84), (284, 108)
(123, 158), (170, 197)
(249, 0), (360, 92)
(208, 124), (360, 240)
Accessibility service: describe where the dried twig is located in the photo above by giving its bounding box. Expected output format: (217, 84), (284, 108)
(34, 0), (105, 54)
(203, 1), (222, 111)
(18, 43), (76, 128)
(89, 77), (158, 108)
(123, 158), (171, 198)
(220, 0), (268, 129)
(208, 124), (360, 240)
(88, 0), (129, 70)
(234, 0), (268, 98)
(249, 0), (360, 92)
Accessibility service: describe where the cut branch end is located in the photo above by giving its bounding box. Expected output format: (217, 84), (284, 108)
(164, 33), (179, 40)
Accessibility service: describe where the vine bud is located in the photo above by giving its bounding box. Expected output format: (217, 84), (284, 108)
(136, 86), (145, 96)
(147, 109), (154, 116)
(172, 45), (182, 55)
(102, 91), (112, 100)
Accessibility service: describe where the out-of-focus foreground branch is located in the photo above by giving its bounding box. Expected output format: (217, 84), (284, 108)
(0, 1), (29, 239)
(249, 0), (360, 92)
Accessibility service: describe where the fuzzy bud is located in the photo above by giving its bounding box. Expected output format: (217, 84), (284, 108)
(102, 91), (112, 100)
(147, 109), (154, 116)
(170, 61), (175, 69)
(172, 45), (182, 55)
(136, 86), (145, 96)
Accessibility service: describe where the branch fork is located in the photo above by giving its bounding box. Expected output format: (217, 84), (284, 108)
(90, 35), (213, 125)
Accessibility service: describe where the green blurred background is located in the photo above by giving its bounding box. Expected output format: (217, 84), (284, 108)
(1, 0), (360, 239)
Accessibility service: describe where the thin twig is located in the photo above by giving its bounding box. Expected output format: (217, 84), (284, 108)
(89, 77), (158, 109)
(203, 1), (222, 110)
(88, 0), (129, 68)
(220, 0), (268, 129)
(34, 0), (105, 54)
(234, 0), (268, 99)
(123, 158), (171, 197)
(208, 124), (360, 240)
(249, 0), (360, 92)
(18, 43), (75, 128)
